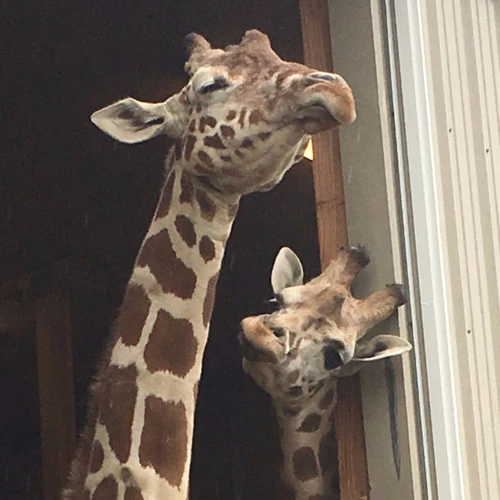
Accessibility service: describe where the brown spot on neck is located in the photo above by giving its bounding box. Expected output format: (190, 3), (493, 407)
(155, 171), (175, 220)
(292, 446), (319, 481)
(240, 137), (254, 149)
(180, 170), (194, 204)
(198, 150), (215, 168)
(124, 486), (144, 500)
(248, 109), (267, 125)
(137, 229), (197, 299)
(99, 364), (138, 463)
(199, 235), (216, 262)
(175, 215), (197, 248)
(195, 189), (217, 221)
(183, 135), (197, 162)
(89, 440), (104, 473)
(203, 272), (219, 327)
(204, 133), (226, 149)
(139, 396), (188, 488)
(144, 309), (198, 377)
(115, 284), (151, 347)
(238, 108), (247, 127)
(91, 476), (118, 500)
(226, 110), (237, 121)
(297, 413), (322, 433)
(199, 115), (217, 133)
(220, 125), (235, 138)
(318, 388), (337, 411)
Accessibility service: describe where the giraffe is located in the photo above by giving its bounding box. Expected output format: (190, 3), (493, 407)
(239, 246), (412, 500)
(63, 30), (356, 500)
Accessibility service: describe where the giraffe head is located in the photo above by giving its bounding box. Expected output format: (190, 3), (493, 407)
(91, 30), (355, 195)
(240, 246), (412, 409)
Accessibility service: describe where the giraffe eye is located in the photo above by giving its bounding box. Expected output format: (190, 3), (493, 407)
(200, 78), (229, 94)
(270, 327), (285, 338)
(323, 346), (343, 370)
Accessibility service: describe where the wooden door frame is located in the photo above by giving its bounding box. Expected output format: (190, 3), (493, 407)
(299, 1), (370, 498)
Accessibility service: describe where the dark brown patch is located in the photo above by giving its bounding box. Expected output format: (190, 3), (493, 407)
(205, 116), (217, 128)
(92, 476), (118, 500)
(155, 172), (175, 220)
(297, 413), (322, 433)
(240, 138), (254, 149)
(288, 386), (303, 398)
(124, 487), (144, 500)
(293, 447), (319, 481)
(99, 364), (138, 463)
(139, 396), (188, 488)
(258, 131), (271, 141)
(226, 110), (237, 121)
(183, 135), (196, 162)
(203, 272), (220, 327)
(235, 149), (245, 158)
(137, 229), (197, 299)
(174, 140), (183, 161)
(283, 405), (301, 417)
(144, 309), (198, 377)
(249, 109), (267, 124)
(188, 119), (196, 133)
(198, 150), (215, 168)
(82, 489), (91, 500)
(196, 103), (202, 113)
(204, 133), (226, 149)
(287, 369), (300, 384)
(180, 171), (194, 204)
(115, 284), (151, 347)
(238, 108), (247, 127)
(195, 190), (217, 221)
(220, 154), (232, 162)
(175, 215), (196, 248)
(199, 235), (216, 262)
(309, 496), (328, 500)
(318, 427), (337, 476)
(318, 388), (336, 410)
(220, 125), (235, 138)
(89, 441), (104, 473)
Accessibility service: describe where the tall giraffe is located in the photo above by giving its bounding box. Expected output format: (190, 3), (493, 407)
(63, 31), (355, 500)
(240, 246), (412, 499)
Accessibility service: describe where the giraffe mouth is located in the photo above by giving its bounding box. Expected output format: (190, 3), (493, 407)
(238, 331), (277, 363)
(297, 103), (340, 134)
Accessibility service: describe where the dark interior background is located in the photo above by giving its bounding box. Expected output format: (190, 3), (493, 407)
(2, 1), (321, 498)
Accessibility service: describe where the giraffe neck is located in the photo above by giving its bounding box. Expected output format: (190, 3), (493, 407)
(65, 155), (239, 500)
(275, 381), (339, 500)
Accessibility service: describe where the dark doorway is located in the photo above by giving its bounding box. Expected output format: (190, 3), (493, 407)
(2, 1), (320, 498)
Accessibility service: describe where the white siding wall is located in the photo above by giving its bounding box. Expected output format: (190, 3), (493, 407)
(330, 0), (500, 498)
(390, 0), (500, 498)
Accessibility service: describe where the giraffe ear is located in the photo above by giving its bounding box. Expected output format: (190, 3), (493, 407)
(91, 96), (187, 143)
(271, 247), (304, 293)
(338, 335), (412, 377)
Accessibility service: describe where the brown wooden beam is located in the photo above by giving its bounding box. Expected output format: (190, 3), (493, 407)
(299, 1), (370, 499)
(36, 290), (76, 500)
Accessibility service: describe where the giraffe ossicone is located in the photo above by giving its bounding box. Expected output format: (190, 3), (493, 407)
(64, 30), (356, 500)
(240, 246), (412, 500)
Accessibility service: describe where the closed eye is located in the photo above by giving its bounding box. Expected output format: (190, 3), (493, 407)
(200, 77), (229, 94)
